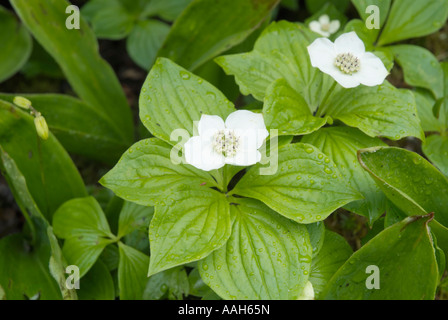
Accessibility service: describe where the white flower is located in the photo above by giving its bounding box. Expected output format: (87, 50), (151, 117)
(307, 31), (388, 88)
(297, 281), (315, 300)
(184, 110), (269, 171)
(309, 15), (340, 37)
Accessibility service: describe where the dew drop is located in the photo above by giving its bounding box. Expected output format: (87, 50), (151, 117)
(180, 71), (190, 80)
(305, 147), (314, 154)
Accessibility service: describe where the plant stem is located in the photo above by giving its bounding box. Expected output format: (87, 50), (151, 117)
(213, 168), (227, 192)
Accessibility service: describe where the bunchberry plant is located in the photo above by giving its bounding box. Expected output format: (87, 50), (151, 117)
(0, 0), (447, 302)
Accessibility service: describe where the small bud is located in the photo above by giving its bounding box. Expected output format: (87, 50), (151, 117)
(34, 114), (49, 140)
(13, 96), (32, 110)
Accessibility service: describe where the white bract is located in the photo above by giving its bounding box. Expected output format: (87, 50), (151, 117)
(184, 110), (269, 171)
(309, 15), (340, 37)
(307, 31), (388, 88)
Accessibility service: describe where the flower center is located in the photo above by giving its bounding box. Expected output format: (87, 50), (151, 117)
(321, 23), (330, 32)
(213, 130), (240, 157)
(334, 52), (361, 74)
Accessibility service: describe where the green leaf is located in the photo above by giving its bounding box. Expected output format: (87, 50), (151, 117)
(0, 145), (45, 231)
(358, 147), (448, 228)
(0, 6), (32, 83)
(0, 93), (128, 164)
(11, 0), (134, 144)
(77, 259), (115, 300)
(143, 0), (193, 21)
(306, 221), (325, 258)
(263, 79), (328, 135)
(343, 19), (377, 50)
(309, 230), (352, 299)
(118, 242), (149, 300)
(0, 99), (87, 221)
(188, 267), (213, 298)
(351, 0), (391, 28)
(157, 0), (279, 71)
(232, 143), (362, 223)
(140, 58), (235, 145)
(322, 83), (424, 140)
(199, 198), (312, 300)
(53, 197), (116, 277)
(81, 0), (134, 40)
(390, 45), (444, 99)
(431, 221), (448, 268)
(414, 89), (446, 133)
(302, 127), (387, 223)
(126, 19), (170, 70)
(47, 227), (78, 300)
(148, 189), (231, 276)
(216, 21), (333, 112)
(117, 201), (154, 239)
(322, 214), (439, 299)
(20, 40), (63, 79)
(378, 0), (448, 46)
(384, 199), (408, 228)
(100, 244), (120, 271)
(422, 135), (448, 177)
(0, 220), (62, 300)
(100, 138), (217, 207)
(143, 266), (190, 300)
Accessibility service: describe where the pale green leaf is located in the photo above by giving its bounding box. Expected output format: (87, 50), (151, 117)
(232, 143), (362, 223)
(118, 242), (149, 300)
(11, 0), (134, 143)
(0, 6), (32, 83)
(148, 189), (231, 276)
(322, 214), (439, 299)
(53, 196), (116, 277)
(358, 147), (448, 228)
(422, 134), (448, 177)
(378, 0), (448, 46)
(309, 230), (352, 299)
(302, 127), (387, 223)
(263, 79), (328, 135)
(126, 19), (170, 70)
(216, 21), (333, 112)
(157, 0), (279, 70)
(391, 45), (444, 99)
(139, 58), (235, 145)
(321, 82), (424, 140)
(100, 138), (217, 207)
(199, 198), (312, 300)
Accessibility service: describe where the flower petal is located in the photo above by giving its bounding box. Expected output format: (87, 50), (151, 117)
(334, 32), (365, 56)
(329, 72), (361, 88)
(329, 20), (340, 34)
(308, 37), (362, 88)
(184, 136), (225, 171)
(309, 21), (327, 37)
(225, 147), (261, 167)
(224, 130), (262, 166)
(319, 15), (330, 25)
(355, 52), (389, 87)
(198, 114), (225, 138)
(308, 38), (339, 72)
(225, 110), (268, 148)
